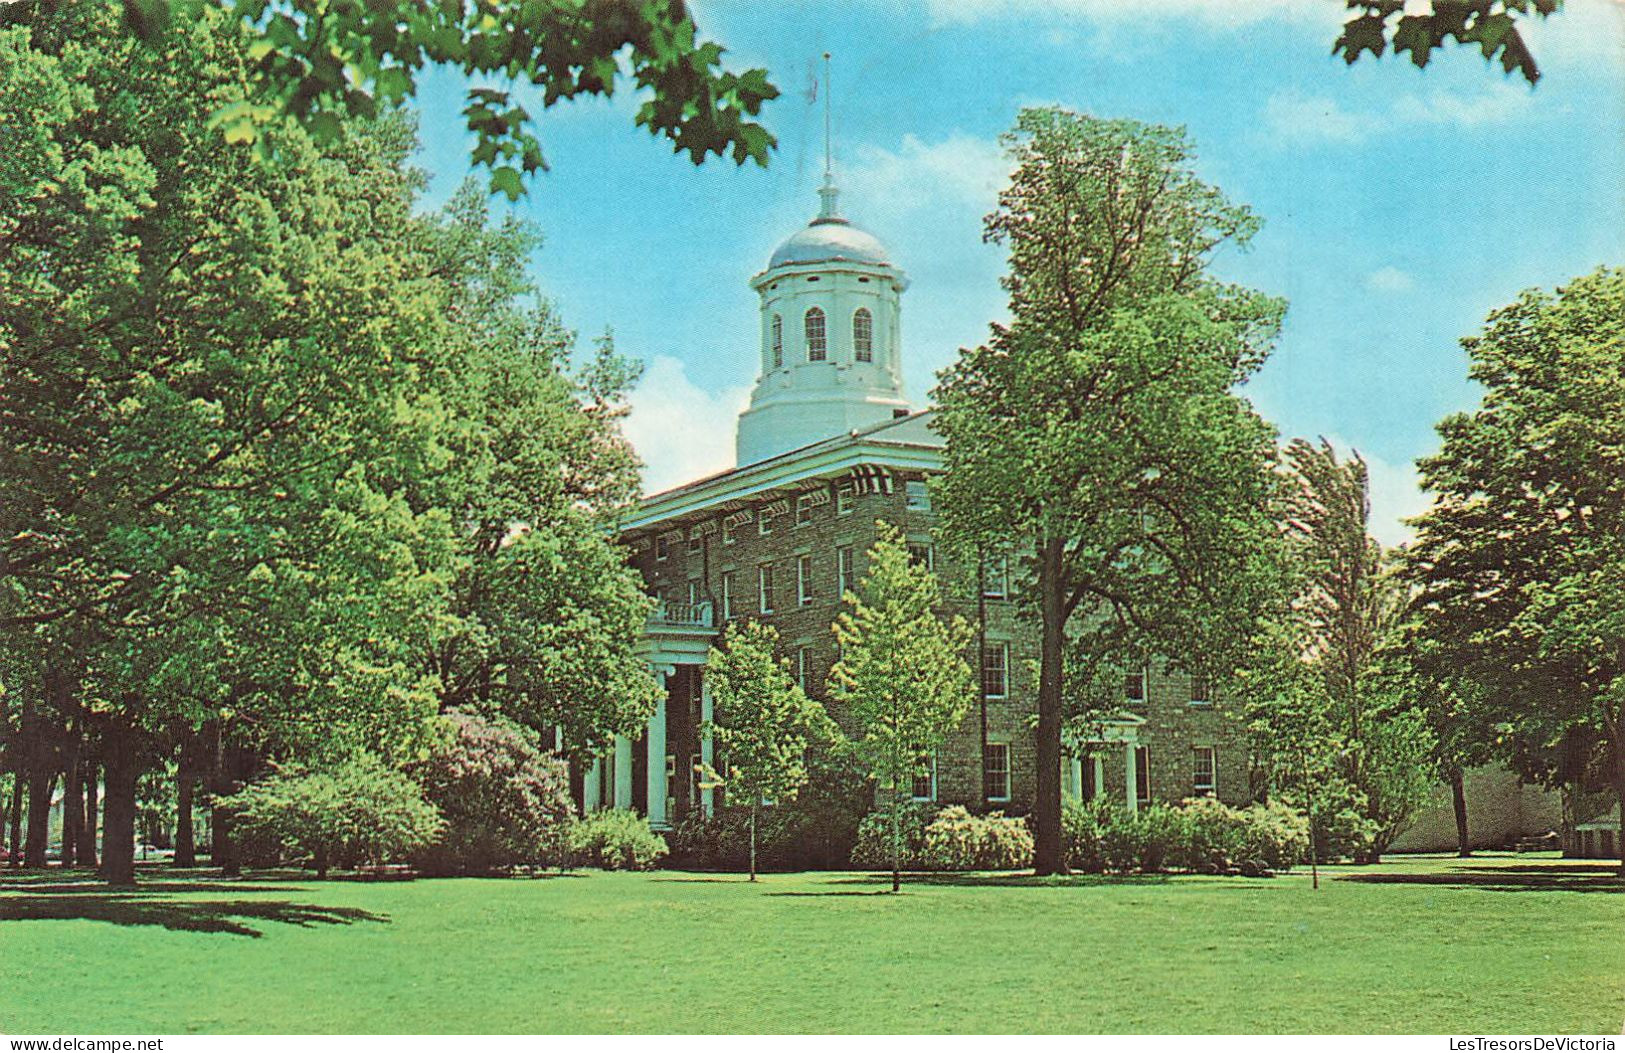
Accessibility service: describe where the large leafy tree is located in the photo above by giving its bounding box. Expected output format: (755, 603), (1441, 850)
(100, 0), (778, 198)
(702, 621), (833, 881)
(933, 108), (1285, 875)
(1405, 267), (1625, 875)
(830, 525), (974, 892)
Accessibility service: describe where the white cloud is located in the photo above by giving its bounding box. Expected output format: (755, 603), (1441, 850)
(922, 0), (1339, 29)
(623, 356), (751, 495)
(1321, 435), (1432, 549)
(1263, 82), (1535, 146)
(1366, 265), (1417, 293)
(1264, 91), (1368, 145)
(843, 132), (1012, 219)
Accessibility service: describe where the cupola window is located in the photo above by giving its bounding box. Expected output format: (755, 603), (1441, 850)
(771, 314), (783, 369)
(853, 308), (873, 362)
(805, 307), (827, 361)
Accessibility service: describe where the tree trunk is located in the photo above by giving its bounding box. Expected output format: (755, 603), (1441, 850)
(100, 721), (139, 886)
(748, 799), (758, 883)
(78, 763), (98, 868)
(1032, 537), (1068, 876)
(23, 767), (54, 869)
(1613, 709), (1625, 880)
(314, 842), (329, 881)
(60, 743), (82, 868)
(173, 740), (196, 868)
(1450, 768), (1471, 858)
(208, 721), (239, 877)
(6, 771), (21, 866)
(890, 792), (901, 894)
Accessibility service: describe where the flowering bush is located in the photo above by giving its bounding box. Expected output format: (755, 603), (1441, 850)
(852, 803), (1033, 871)
(569, 809), (669, 871)
(1065, 796), (1309, 875)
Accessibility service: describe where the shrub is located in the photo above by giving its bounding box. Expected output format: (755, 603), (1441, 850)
(569, 809), (668, 871)
(1176, 796), (1242, 873)
(1061, 798), (1114, 874)
(408, 711), (575, 876)
(223, 753), (445, 877)
(1235, 801), (1309, 872)
(666, 745), (870, 872)
(852, 803), (1033, 872)
(922, 806), (1034, 871)
(850, 800), (936, 870)
(1066, 796), (1309, 876)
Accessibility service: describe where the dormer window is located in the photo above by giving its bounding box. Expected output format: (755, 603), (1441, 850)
(771, 315), (783, 369)
(805, 307), (827, 362)
(853, 308), (873, 363)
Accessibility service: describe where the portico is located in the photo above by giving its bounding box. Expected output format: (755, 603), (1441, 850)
(1066, 713), (1147, 812)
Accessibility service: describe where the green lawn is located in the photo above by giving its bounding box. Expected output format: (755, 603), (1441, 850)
(1, 853), (1619, 1034)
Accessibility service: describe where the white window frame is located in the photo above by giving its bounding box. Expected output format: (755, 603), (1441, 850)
(805, 307), (827, 361)
(910, 752), (937, 802)
(836, 545), (854, 598)
(981, 641), (1009, 699)
(907, 541), (934, 573)
(797, 646), (811, 692)
(1190, 675), (1212, 707)
(758, 563), (775, 614)
(758, 510), (773, 537)
(1193, 746), (1217, 798)
(905, 479), (931, 511)
(853, 307), (873, 363)
(985, 742), (1011, 803)
(655, 536), (670, 562)
(720, 570), (735, 621)
(770, 314), (783, 369)
(1124, 668), (1147, 704)
(1135, 746), (1152, 807)
(797, 554), (814, 606)
(795, 493), (814, 528)
(687, 528), (703, 554)
(835, 483), (854, 516)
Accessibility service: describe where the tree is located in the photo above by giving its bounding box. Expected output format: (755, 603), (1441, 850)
(409, 710), (575, 876)
(1272, 438), (1434, 863)
(1405, 267), (1625, 876)
(830, 525), (975, 892)
(93, 0), (777, 198)
(1335, 1), (1563, 86)
(701, 621), (832, 881)
(223, 753), (444, 878)
(932, 108), (1285, 875)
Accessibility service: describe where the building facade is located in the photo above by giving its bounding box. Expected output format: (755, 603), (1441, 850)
(587, 178), (1250, 830)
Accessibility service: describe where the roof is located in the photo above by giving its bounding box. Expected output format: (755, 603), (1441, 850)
(768, 216), (891, 269)
(620, 410), (943, 537)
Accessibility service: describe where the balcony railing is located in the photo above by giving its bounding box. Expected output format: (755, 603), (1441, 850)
(650, 599), (714, 630)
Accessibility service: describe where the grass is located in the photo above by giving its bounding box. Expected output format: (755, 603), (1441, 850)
(1, 853), (1620, 1034)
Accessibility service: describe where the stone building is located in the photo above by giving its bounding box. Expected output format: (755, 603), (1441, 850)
(585, 175), (1250, 829)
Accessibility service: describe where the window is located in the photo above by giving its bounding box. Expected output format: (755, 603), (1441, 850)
(805, 307), (826, 361)
(720, 571), (736, 621)
(797, 554), (814, 606)
(1134, 746), (1151, 807)
(907, 542), (934, 572)
(759, 510), (773, 536)
(795, 493), (814, 527)
(985, 743), (1011, 802)
(770, 314), (783, 369)
(655, 535), (670, 562)
(687, 528), (703, 554)
(982, 553), (1010, 599)
(797, 646), (811, 692)
(722, 518), (737, 546)
(1080, 755), (1097, 802)
(1193, 747), (1216, 797)
(981, 642), (1009, 699)
(1190, 675), (1211, 706)
(690, 752), (704, 804)
(911, 752), (936, 801)
(905, 479), (931, 511)
(835, 483), (854, 516)
(1124, 669), (1146, 704)
(853, 308), (873, 362)
(686, 579), (701, 605)
(836, 545), (855, 597)
(758, 564), (775, 614)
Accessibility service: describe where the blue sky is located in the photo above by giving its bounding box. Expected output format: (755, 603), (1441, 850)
(411, 0), (1625, 545)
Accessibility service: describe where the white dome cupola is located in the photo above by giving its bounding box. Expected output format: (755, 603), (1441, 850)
(735, 174), (909, 467)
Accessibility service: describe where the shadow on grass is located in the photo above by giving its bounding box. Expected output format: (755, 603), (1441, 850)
(1336, 866), (1623, 894)
(767, 871), (1179, 892)
(0, 892), (389, 937)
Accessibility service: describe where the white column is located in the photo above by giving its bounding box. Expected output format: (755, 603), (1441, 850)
(700, 672), (715, 817)
(647, 692), (669, 829)
(1092, 756), (1105, 804)
(1068, 755), (1082, 800)
(614, 735), (634, 809)
(584, 757), (602, 813)
(1125, 744), (1139, 813)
